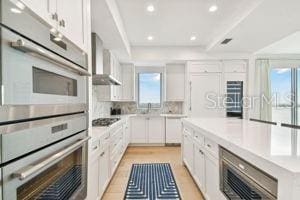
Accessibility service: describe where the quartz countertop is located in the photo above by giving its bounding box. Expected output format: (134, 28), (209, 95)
(182, 117), (300, 174)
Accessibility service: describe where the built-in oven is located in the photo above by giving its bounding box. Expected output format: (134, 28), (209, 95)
(0, 0), (90, 124)
(220, 147), (278, 200)
(0, 113), (89, 200)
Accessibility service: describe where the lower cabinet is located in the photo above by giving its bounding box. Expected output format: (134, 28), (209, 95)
(130, 116), (165, 144)
(182, 129), (194, 172)
(99, 147), (110, 197)
(182, 124), (227, 200)
(166, 117), (182, 143)
(193, 143), (206, 193)
(88, 119), (129, 199)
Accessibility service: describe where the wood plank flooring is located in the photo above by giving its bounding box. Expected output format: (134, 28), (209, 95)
(102, 146), (204, 200)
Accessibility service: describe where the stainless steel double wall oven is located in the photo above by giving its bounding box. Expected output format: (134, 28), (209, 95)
(0, 0), (90, 199)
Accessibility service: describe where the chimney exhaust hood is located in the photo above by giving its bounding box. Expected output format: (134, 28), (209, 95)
(92, 33), (122, 85)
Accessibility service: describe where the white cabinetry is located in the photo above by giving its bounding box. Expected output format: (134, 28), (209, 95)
(21, 0), (57, 27)
(182, 124), (227, 200)
(21, 0), (87, 50)
(189, 73), (223, 117)
(148, 117), (165, 143)
(166, 64), (185, 101)
(187, 60), (248, 118)
(130, 117), (165, 144)
(121, 64), (135, 101)
(131, 117), (147, 143)
(182, 127), (194, 172)
(98, 147), (110, 197)
(193, 142), (206, 193)
(166, 117), (182, 143)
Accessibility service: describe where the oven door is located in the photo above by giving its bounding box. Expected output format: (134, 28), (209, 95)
(2, 134), (89, 200)
(1, 26), (87, 106)
(220, 159), (277, 200)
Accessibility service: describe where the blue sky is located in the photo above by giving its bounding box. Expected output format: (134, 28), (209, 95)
(271, 68), (291, 105)
(139, 73), (161, 104)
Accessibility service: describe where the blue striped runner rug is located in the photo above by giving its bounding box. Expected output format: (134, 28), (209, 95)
(124, 163), (181, 200)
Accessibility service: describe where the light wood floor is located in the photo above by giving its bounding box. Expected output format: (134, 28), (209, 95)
(102, 146), (204, 200)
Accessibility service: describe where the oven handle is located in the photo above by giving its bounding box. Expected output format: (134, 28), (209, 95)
(11, 39), (91, 76)
(13, 136), (90, 181)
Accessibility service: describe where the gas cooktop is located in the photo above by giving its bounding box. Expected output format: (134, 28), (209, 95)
(92, 118), (120, 127)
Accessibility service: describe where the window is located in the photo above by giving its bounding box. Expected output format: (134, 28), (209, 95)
(138, 73), (162, 108)
(270, 68), (292, 124)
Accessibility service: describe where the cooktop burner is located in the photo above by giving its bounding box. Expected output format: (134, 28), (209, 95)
(92, 118), (120, 127)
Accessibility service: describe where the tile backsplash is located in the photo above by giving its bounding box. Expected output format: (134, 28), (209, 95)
(113, 102), (183, 115)
(92, 86), (112, 119)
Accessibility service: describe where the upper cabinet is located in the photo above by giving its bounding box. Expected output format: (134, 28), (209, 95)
(20, 0), (87, 51)
(166, 64), (185, 101)
(121, 64), (135, 101)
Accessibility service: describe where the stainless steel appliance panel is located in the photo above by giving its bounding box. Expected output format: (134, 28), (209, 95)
(220, 147), (278, 200)
(1, 113), (87, 163)
(2, 132), (88, 200)
(1, 0), (88, 69)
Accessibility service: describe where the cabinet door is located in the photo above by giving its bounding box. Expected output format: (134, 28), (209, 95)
(130, 117), (147, 143)
(189, 73), (224, 117)
(148, 117), (165, 143)
(21, 0), (57, 27)
(122, 64), (134, 101)
(205, 154), (226, 200)
(99, 148), (110, 197)
(166, 118), (182, 143)
(166, 64), (185, 101)
(87, 154), (100, 200)
(56, 0), (85, 49)
(194, 144), (206, 193)
(183, 132), (193, 173)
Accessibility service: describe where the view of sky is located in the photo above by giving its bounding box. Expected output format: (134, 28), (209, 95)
(271, 68), (291, 105)
(138, 73), (161, 105)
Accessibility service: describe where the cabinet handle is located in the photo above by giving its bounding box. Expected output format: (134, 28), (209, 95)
(100, 152), (105, 157)
(189, 81), (192, 111)
(51, 13), (58, 21)
(92, 145), (98, 150)
(207, 144), (211, 148)
(199, 149), (204, 155)
(59, 19), (66, 27)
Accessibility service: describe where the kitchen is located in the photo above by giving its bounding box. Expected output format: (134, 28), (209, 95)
(0, 0), (299, 200)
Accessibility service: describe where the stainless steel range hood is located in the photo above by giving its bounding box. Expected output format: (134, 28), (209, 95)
(92, 33), (121, 85)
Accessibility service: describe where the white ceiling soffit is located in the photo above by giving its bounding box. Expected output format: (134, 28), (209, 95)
(116, 0), (263, 47)
(256, 31), (300, 54)
(91, 0), (131, 60)
(208, 0), (300, 53)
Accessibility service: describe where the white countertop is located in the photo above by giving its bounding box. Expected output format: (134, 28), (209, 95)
(182, 118), (300, 174)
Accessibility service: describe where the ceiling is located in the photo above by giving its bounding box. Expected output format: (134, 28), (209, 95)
(256, 31), (300, 54)
(115, 0), (262, 47)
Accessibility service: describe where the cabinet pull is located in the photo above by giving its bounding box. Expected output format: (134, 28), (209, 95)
(59, 19), (66, 27)
(199, 149), (204, 155)
(92, 145), (98, 150)
(51, 13), (58, 21)
(100, 152), (105, 157)
(207, 144), (211, 148)
(189, 81), (192, 111)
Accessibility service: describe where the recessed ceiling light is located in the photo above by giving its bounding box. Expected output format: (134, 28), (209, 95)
(190, 36), (197, 41)
(147, 4), (155, 12)
(209, 5), (218, 12)
(147, 36), (153, 41)
(10, 8), (22, 14)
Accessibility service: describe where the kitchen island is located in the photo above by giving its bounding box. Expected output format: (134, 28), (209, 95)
(182, 117), (300, 200)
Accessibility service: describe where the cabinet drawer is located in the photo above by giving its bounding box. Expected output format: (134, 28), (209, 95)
(224, 62), (246, 73)
(189, 62), (222, 73)
(99, 131), (110, 149)
(194, 131), (204, 146)
(183, 126), (193, 137)
(204, 138), (218, 158)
